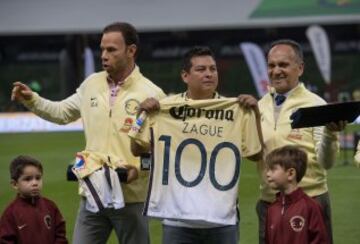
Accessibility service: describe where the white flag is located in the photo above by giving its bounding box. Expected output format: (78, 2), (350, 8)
(240, 43), (269, 97)
(84, 47), (95, 78)
(306, 25), (331, 84)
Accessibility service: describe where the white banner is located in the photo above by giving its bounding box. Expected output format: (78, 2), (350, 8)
(84, 47), (95, 78)
(306, 25), (331, 84)
(0, 112), (83, 133)
(355, 115), (360, 124)
(240, 42), (269, 97)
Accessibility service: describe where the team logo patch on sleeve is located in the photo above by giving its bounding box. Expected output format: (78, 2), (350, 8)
(290, 215), (305, 232)
(74, 153), (86, 170)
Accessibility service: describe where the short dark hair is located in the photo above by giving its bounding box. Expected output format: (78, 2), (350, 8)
(182, 46), (216, 72)
(10, 155), (43, 181)
(269, 39), (304, 63)
(103, 22), (139, 56)
(266, 145), (307, 183)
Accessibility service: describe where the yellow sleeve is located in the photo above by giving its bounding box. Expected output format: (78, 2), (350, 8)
(355, 141), (360, 167)
(240, 109), (262, 157)
(128, 114), (152, 149)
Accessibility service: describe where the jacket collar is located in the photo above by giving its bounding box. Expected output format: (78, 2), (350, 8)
(17, 194), (40, 206)
(275, 187), (304, 204)
(181, 91), (221, 100)
(106, 65), (141, 89)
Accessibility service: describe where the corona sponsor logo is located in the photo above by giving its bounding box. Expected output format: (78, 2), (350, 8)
(169, 105), (234, 121)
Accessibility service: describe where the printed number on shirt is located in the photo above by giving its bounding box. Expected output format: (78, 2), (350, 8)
(158, 135), (241, 191)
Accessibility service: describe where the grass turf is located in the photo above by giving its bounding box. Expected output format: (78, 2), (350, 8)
(0, 131), (359, 243)
(251, 0), (360, 18)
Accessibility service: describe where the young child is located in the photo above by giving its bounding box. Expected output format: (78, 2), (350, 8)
(0, 155), (68, 243)
(265, 145), (329, 244)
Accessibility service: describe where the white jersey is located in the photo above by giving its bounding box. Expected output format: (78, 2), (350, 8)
(132, 96), (261, 225)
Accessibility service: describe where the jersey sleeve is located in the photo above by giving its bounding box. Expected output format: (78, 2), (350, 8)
(128, 114), (153, 149)
(0, 207), (17, 244)
(355, 141), (360, 167)
(309, 96), (339, 170)
(308, 201), (329, 244)
(22, 91), (81, 125)
(313, 126), (339, 169)
(53, 204), (68, 244)
(239, 108), (262, 158)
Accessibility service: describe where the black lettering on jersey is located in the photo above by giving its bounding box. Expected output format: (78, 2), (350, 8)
(169, 105), (234, 121)
(183, 122), (189, 133)
(90, 97), (98, 107)
(182, 122), (223, 137)
(190, 124), (198, 133)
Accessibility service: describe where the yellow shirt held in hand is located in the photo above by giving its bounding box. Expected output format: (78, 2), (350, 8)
(130, 95), (262, 225)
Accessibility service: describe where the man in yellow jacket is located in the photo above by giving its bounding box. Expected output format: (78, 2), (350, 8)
(11, 22), (165, 244)
(256, 39), (346, 244)
(355, 141), (360, 166)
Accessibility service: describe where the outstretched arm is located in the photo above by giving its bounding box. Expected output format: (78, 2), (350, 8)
(11, 81), (81, 124)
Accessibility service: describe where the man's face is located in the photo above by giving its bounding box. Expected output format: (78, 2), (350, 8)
(182, 55), (218, 99)
(12, 165), (43, 198)
(100, 32), (135, 77)
(267, 44), (304, 94)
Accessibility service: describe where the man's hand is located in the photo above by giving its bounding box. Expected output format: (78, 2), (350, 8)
(325, 120), (347, 132)
(11, 81), (33, 102)
(139, 97), (160, 115)
(123, 164), (139, 183)
(237, 94), (260, 118)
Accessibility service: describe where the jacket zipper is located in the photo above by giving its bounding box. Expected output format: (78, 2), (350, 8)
(281, 195), (286, 244)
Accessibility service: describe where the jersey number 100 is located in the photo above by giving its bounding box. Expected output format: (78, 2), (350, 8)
(158, 135), (241, 191)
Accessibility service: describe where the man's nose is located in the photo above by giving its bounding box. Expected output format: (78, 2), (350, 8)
(272, 66), (282, 75)
(205, 69), (213, 77)
(101, 51), (108, 60)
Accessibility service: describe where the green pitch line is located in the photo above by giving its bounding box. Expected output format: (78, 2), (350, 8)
(251, 0), (360, 18)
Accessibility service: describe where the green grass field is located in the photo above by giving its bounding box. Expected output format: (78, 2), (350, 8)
(251, 0), (360, 18)
(1, 132), (360, 243)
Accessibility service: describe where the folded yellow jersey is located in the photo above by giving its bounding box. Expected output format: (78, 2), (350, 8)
(72, 151), (129, 179)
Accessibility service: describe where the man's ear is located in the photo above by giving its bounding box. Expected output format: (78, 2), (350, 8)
(181, 70), (189, 84)
(11, 179), (18, 191)
(297, 62), (304, 77)
(127, 44), (137, 58)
